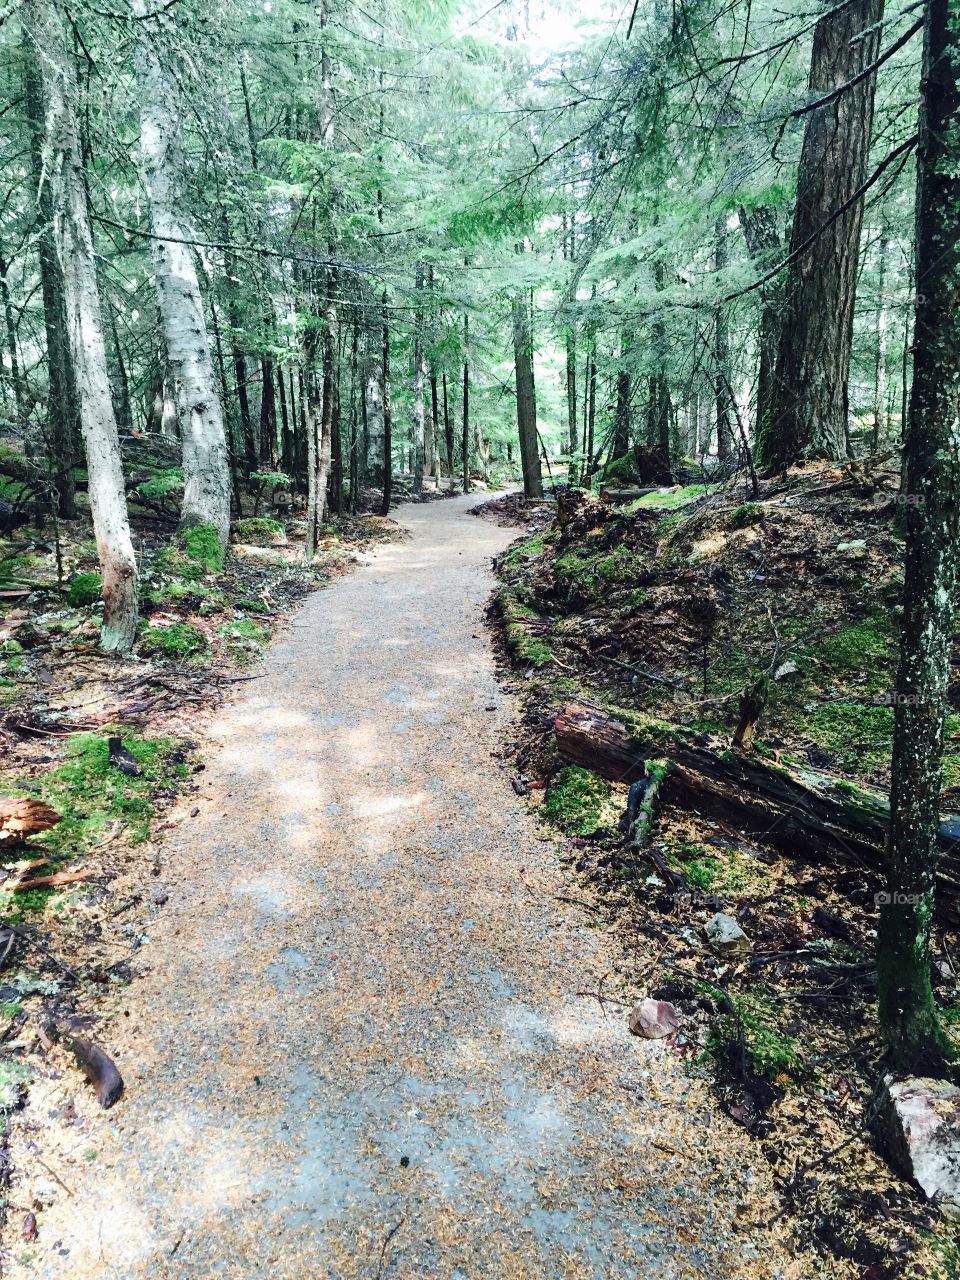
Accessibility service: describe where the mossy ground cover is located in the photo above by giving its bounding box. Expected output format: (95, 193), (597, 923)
(1, 731), (188, 919)
(543, 766), (622, 836)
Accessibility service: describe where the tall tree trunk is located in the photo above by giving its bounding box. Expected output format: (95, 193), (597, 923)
(462, 313), (470, 494)
(259, 355), (277, 468)
(877, 0), (960, 1075)
(364, 323), (386, 488)
(412, 263), (425, 495)
(25, 0), (138, 650)
(646, 259), (671, 463)
(108, 306), (132, 433)
(429, 371), (440, 480)
(379, 302), (392, 515)
(277, 357), (294, 475)
(24, 34), (77, 518)
(133, 7), (231, 543)
(566, 325), (578, 476)
(305, 348), (320, 558)
(766, 0), (884, 469)
(208, 291), (243, 518)
(0, 257), (25, 427)
(586, 349), (597, 476)
(316, 275), (337, 527)
(612, 356), (631, 461)
(222, 217), (256, 476)
(738, 204), (782, 468)
(714, 216), (735, 468)
(513, 289), (543, 499)
(442, 371), (454, 489)
(871, 221), (891, 452)
(329, 356), (342, 516)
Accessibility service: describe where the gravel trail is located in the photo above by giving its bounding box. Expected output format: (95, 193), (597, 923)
(15, 493), (830, 1279)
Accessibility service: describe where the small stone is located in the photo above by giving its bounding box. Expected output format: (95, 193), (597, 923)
(883, 1076), (960, 1219)
(773, 660), (798, 681)
(628, 998), (680, 1040)
(705, 913), (752, 956)
(837, 539), (867, 553)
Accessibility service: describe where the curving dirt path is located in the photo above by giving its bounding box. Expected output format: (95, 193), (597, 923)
(14, 493), (832, 1279)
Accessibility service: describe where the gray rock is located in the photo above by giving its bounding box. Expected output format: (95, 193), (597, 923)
(628, 998), (680, 1040)
(884, 1076), (960, 1220)
(704, 912), (752, 956)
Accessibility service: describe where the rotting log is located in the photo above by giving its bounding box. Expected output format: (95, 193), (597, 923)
(599, 487), (656, 504)
(553, 701), (960, 905)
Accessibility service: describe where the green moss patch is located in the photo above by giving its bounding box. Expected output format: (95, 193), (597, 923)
(816, 615), (894, 678)
(800, 701), (893, 774)
(544, 765), (620, 836)
(710, 990), (804, 1081)
(3, 731), (187, 868)
(218, 617), (270, 666)
(499, 587), (554, 666)
(66, 572), (102, 607)
(181, 524), (225, 573)
(728, 502), (763, 529)
(237, 518), (285, 546)
(502, 534), (546, 570)
(139, 621), (208, 659)
(629, 484), (715, 512)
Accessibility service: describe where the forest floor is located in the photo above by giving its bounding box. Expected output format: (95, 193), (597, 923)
(483, 463), (960, 1280)
(0, 491), (834, 1279)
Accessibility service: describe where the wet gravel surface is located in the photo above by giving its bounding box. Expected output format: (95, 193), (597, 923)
(13, 494), (833, 1279)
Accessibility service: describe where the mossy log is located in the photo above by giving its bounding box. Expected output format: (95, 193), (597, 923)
(553, 701), (960, 905)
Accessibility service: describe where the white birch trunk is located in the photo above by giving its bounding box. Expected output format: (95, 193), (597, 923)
(132, 5), (231, 545)
(25, 0), (139, 652)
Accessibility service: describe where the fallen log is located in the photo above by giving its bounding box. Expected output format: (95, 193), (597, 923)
(600, 487), (656, 504)
(552, 701), (960, 903)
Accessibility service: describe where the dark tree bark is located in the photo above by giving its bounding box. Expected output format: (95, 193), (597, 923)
(442, 370), (454, 486)
(462, 313), (470, 494)
(713, 217), (735, 468)
(878, 0), (960, 1075)
(513, 290), (543, 498)
(766, 0), (884, 470)
(429, 369), (440, 480)
(24, 37), (77, 517)
(412, 262), (425, 495)
(277, 357), (294, 475)
(378, 298), (392, 516)
(586, 349), (597, 476)
(738, 204), (782, 466)
(566, 325), (577, 465)
(259, 355), (277, 467)
(0, 257), (25, 426)
(645, 259), (671, 464)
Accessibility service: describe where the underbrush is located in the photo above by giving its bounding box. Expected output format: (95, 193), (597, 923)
(484, 461), (960, 1280)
